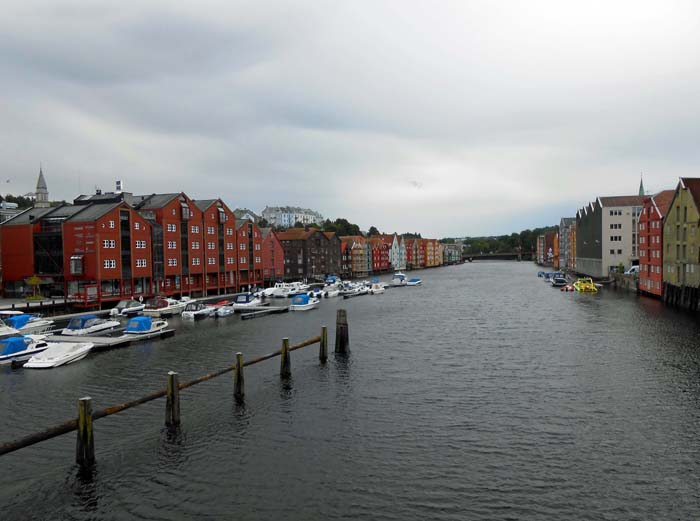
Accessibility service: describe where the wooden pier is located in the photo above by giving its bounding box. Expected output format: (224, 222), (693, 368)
(240, 306), (289, 320)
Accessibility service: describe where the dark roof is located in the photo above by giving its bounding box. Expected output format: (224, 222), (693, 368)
(66, 202), (122, 223)
(132, 193), (179, 209)
(681, 178), (700, 213)
(560, 217), (576, 227)
(1, 206), (54, 225)
(276, 228), (316, 241)
(598, 195), (645, 207)
(39, 205), (84, 220)
(73, 192), (134, 206)
(193, 199), (216, 211)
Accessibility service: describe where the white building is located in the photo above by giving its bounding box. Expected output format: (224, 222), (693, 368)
(261, 206), (324, 228)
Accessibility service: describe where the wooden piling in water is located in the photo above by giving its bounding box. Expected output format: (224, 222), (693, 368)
(234, 352), (245, 402)
(76, 397), (95, 468)
(319, 326), (328, 363)
(335, 309), (349, 353)
(280, 338), (291, 377)
(165, 371), (181, 429)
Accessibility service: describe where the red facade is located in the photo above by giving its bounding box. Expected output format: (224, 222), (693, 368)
(262, 229), (284, 284)
(639, 190), (674, 297)
(236, 219), (263, 290)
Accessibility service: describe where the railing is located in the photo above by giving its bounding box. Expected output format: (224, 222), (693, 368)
(0, 309), (351, 470)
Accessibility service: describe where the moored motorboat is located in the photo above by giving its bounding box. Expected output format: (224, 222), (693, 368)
(573, 277), (598, 293)
(368, 283), (385, 294)
(109, 298), (145, 317)
(215, 306), (235, 317)
(230, 293), (263, 310)
(24, 341), (94, 369)
(181, 302), (215, 320)
(406, 278), (422, 286)
(0, 312), (55, 335)
(0, 336), (49, 365)
(289, 294), (320, 311)
(124, 316), (169, 334)
(391, 272), (407, 286)
(142, 297), (189, 317)
(62, 314), (121, 336)
(550, 276), (568, 288)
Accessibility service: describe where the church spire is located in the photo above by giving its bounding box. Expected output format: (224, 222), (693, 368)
(639, 174), (645, 196)
(35, 165), (49, 208)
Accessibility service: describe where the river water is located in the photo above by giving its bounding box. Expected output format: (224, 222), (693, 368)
(1, 262), (699, 520)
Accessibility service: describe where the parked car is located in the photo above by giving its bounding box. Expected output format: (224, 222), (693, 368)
(624, 266), (640, 275)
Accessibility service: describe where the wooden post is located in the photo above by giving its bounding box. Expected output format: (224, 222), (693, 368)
(234, 352), (245, 402)
(319, 326), (328, 363)
(76, 397), (95, 468)
(280, 338), (291, 377)
(165, 371), (181, 429)
(335, 309), (349, 353)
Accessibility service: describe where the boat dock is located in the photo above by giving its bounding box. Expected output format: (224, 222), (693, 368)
(44, 330), (175, 350)
(240, 306), (289, 320)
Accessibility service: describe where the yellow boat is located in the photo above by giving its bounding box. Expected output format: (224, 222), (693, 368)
(573, 277), (598, 293)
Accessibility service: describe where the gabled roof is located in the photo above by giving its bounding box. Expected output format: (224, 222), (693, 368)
(650, 190), (675, 218)
(598, 195), (645, 207)
(132, 193), (180, 209)
(680, 178), (700, 213)
(66, 202), (123, 223)
(1, 206), (54, 225)
(193, 199), (217, 211)
(275, 227), (318, 240)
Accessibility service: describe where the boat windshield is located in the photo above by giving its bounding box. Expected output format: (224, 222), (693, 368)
(184, 303), (200, 311)
(115, 300), (131, 308)
(66, 318), (84, 329)
(146, 299), (168, 309)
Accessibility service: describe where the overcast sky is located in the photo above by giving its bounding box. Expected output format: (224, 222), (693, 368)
(2, 1), (700, 237)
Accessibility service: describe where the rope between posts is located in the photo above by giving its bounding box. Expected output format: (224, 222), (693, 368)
(0, 334), (322, 457)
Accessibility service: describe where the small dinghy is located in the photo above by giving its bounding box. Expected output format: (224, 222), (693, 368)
(62, 314), (121, 336)
(0, 336), (49, 365)
(124, 316), (168, 334)
(406, 278), (422, 286)
(24, 341), (94, 369)
(109, 299), (145, 317)
(289, 294), (320, 311)
(550, 276), (568, 288)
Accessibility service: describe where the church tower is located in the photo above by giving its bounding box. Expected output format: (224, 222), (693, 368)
(35, 166), (49, 208)
(638, 175), (645, 196)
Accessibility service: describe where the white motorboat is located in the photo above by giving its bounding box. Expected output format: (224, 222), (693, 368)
(368, 283), (386, 294)
(406, 278), (422, 286)
(341, 283), (368, 299)
(24, 341), (94, 369)
(0, 336), (49, 365)
(0, 312), (55, 335)
(286, 282), (311, 297)
(289, 294), (320, 311)
(181, 302), (215, 320)
(142, 297), (189, 317)
(62, 314), (121, 336)
(230, 293), (263, 310)
(109, 298), (145, 317)
(124, 316), (169, 334)
(324, 287), (341, 298)
(262, 282), (294, 298)
(391, 272), (407, 286)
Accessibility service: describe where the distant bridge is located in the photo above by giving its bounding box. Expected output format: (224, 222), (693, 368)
(463, 252), (533, 262)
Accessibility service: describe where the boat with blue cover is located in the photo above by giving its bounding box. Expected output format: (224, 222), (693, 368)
(289, 294), (320, 311)
(0, 336), (49, 364)
(62, 314), (121, 336)
(230, 293), (263, 310)
(0, 312), (54, 335)
(124, 316), (169, 334)
(406, 277), (422, 286)
(391, 272), (407, 286)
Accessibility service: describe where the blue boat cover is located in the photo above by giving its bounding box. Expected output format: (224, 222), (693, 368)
(234, 293), (253, 304)
(0, 337), (30, 356)
(408, 278), (421, 283)
(125, 316), (152, 332)
(291, 294), (310, 305)
(66, 314), (98, 330)
(371, 277), (379, 283)
(6, 314), (32, 329)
